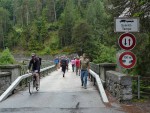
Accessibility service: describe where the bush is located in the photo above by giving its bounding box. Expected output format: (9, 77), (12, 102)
(93, 44), (116, 63)
(0, 48), (15, 65)
(43, 47), (51, 55)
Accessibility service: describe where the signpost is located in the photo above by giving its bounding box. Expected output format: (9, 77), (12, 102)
(118, 33), (136, 50)
(115, 18), (139, 32)
(115, 17), (139, 69)
(119, 51), (136, 69)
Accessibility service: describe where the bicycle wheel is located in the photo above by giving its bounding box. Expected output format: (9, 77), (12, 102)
(29, 77), (36, 95)
(36, 76), (40, 91)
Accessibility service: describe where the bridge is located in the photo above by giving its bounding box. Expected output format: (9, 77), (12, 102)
(0, 63), (132, 113)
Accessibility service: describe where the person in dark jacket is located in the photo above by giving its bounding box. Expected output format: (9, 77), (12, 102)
(60, 56), (68, 77)
(27, 53), (40, 90)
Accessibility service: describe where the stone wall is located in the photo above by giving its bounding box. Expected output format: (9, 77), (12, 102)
(99, 63), (116, 82)
(106, 71), (132, 102)
(89, 62), (100, 76)
(0, 72), (11, 95)
(0, 65), (21, 83)
(90, 63), (116, 82)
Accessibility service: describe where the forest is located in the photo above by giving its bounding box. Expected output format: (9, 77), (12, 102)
(0, 0), (150, 76)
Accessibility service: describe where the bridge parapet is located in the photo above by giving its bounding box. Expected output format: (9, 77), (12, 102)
(106, 71), (132, 102)
(99, 63), (116, 83)
(0, 65), (21, 83)
(0, 72), (11, 95)
(0, 65), (55, 102)
(90, 63), (116, 84)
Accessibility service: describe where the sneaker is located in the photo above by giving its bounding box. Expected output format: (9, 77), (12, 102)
(63, 74), (64, 77)
(84, 86), (87, 89)
(81, 82), (83, 86)
(36, 83), (38, 87)
(36, 87), (39, 91)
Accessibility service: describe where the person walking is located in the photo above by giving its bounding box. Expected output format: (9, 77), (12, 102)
(80, 53), (90, 89)
(75, 57), (80, 76)
(71, 57), (75, 72)
(66, 57), (70, 71)
(54, 57), (59, 70)
(60, 56), (68, 77)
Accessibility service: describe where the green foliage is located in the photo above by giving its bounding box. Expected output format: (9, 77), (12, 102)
(131, 33), (150, 76)
(0, 48), (15, 65)
(44, 47), (51, 54)
(93, 44), (116, 63)
(85, 0), (111, 53)
(0, 0), (13, 16)
(0, 7), (10, 48)
(0, 0), (149, 77)
(72, 20), (96, 56)
(28, 37), (43, 52)
(58, 0), (77, 47)
(47, 22), (59, 31)
(133, 12), (144, 17)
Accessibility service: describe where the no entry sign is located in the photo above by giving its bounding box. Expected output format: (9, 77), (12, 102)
(119, 51), (136, 69)
(118, 33), (136, 50)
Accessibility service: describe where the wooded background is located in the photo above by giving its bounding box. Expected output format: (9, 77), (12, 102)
(0, 0), (150, 76)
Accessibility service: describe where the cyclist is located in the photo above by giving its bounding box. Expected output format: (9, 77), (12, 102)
(27, 53), (40, 91)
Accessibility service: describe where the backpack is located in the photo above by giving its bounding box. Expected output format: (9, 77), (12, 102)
(38, 57), (42, 66)
(61, 59), (67, 66)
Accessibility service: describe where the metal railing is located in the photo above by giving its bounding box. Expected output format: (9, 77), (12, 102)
(132, 75), (150, 99)
(89, 69), (109, 103)
(20, 61), (54, 75)
(19, 61), (54, 87)
(90, 62), (100, 76)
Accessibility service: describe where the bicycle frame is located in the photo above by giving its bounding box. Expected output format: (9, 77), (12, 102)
(28, 73), (40, 95)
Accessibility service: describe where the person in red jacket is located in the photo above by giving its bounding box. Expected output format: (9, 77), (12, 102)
(75, 57), (80, 76)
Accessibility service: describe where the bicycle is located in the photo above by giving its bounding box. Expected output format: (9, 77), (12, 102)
(28, 72), (40, 95)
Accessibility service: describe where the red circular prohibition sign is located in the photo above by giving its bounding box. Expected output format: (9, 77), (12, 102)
(119, 51), (136, 69)
(119, 33), (136, 50)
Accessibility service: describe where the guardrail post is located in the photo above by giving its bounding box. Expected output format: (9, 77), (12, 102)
(25, 78), (28, 87)
(90, 73), (91, 81)
(99, 64), (100, 77)
(99, 63), (116, 87)
(89, 69), (109, 103)
(93, 78), (96, 86)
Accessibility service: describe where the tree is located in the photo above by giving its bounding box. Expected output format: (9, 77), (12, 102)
(86, 0), (109, 44)
(58, 0), (76, 47)
(45, 0), (57, 22)
(0, 48), (15, 65)
(72, 20), (97, 59)
(0, 7), (10, 49)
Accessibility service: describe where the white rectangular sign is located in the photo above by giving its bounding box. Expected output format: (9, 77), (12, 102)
(115, 18), (139, 32)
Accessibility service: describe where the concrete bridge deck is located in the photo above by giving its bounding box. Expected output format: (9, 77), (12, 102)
(0, 65), (125, 113)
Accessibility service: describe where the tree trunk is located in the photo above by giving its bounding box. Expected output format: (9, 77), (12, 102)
(53, 0), (57, 21)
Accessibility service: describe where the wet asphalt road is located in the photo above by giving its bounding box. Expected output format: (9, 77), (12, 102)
(0, 65), (125, 113)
